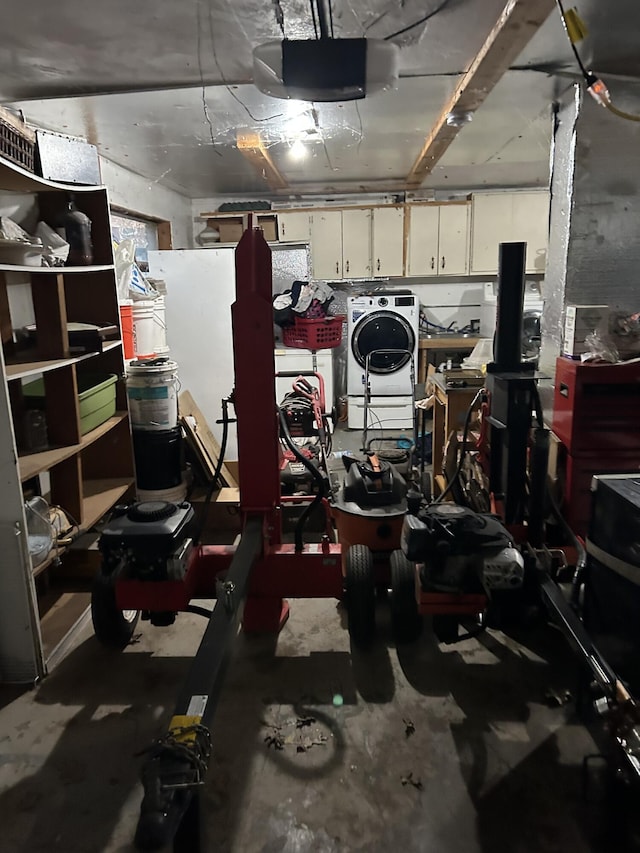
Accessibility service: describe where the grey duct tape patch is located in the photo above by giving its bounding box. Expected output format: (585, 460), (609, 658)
(187, 695), (208, 717)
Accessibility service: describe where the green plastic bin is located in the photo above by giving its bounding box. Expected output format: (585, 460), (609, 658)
(24, 373), (118, 436)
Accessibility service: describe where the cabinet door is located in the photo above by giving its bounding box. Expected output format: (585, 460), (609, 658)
(438, 204), (470, 276)
(372, 206), (404, 277)
(310, 211), (343, 280)
(277, 211), (310, 243)
(511, 191), (550, 274)
(407, 205), (439, 276)
(342, 209), (372, 278)
(470, 193), (512, 274)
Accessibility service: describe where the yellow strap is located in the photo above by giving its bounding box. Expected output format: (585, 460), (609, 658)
(564, 8), (588, 43)
(168, 714), (203, 744)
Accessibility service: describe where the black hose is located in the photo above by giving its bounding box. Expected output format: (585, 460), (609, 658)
(435, 387), (485, 504)
(193, 397), (231, 546)
(278, 407), (326, 553)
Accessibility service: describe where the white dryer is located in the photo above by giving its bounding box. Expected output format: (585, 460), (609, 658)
(347, 291), (419, 430)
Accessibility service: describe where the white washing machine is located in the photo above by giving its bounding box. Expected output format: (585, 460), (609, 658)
(347, 290), (418, 430)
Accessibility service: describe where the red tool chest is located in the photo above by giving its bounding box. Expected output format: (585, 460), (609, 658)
(552, 357), (640, 454)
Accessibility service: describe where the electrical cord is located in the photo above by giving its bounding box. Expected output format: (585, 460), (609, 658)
(193, 397), (231, 546)
(279, 407), (326, 553)
(383, 0), (452, 41)
(555, 0), (640, 122)
(434, 387), (484, 504)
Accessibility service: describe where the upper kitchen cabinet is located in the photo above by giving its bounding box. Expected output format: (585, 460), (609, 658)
(407, 203), (469, 277)
(277, 210), (311, 243)
(310, 210), (343, 280)
(470, 191), (550, 275)
(342, 209), (372, 278)
(372, 206), (404, 277)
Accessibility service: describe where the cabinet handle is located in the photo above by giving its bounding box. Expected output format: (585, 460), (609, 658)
(442, 255), (445, 269)
(376, 258), (381, 272)
(346, 260), (349, 274)
(336, 261), (339, 275)
(281, 222), (285, 237)
(430, 256), (434, 270)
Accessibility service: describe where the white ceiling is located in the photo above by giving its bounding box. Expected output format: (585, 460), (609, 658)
(2, 0), (639, 198)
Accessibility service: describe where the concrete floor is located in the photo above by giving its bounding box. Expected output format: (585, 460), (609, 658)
(0, 424), (613, 853)
(0, 596), (609, 853)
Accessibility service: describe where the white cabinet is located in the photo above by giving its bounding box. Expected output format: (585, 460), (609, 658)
(372, 206), (404, 277)
(277, 211), (310, 243)
(407, 205), (439, 276)
(274, 348), (334, 409)
(310, 210), (343, 280)
(437, 204), (470, 275)
(407, 204), (469, 276)
(342, 209), (372, 278)
(470, 191), (550, 275)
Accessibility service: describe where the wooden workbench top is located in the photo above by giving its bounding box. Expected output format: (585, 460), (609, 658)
(418, 336), (481, 349)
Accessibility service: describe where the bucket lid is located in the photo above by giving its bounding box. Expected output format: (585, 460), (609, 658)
(127, 357), (178, 373)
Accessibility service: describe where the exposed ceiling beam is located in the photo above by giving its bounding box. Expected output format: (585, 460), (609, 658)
(405, 0), (556, 189)
(236, 131), (289, 191)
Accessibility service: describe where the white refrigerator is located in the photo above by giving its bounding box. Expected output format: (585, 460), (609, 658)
(148, 244), (311, 461)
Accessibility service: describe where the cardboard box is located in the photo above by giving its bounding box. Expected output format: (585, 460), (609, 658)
(563, 304), (608, 356)
(258, 217), (277, 242)
(217, 220), (244, 243)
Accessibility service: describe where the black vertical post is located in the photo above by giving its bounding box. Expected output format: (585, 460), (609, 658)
(493, 242), (526, 371)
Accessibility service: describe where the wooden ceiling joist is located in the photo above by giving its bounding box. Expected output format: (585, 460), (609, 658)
(236, 131), (289, 191)
(405, 0), (556, 188)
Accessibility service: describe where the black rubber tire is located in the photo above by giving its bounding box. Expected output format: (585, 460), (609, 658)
(390, 550), (422, 644)
(421, 471), (432, 503)
(345, 545), (376, 649)
(91, 570), (140, 649)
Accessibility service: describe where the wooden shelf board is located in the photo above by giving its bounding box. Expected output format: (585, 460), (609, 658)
(82, 477), (134, 530)
(0, 263), (114, 273)
(0, 155), (106, 193)
(19, 412), (129, 481)
(6, 339), (122, 380)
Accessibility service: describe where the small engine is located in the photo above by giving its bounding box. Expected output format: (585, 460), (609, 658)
(100, 501), (195, 582)
(402, 503), (524, 596)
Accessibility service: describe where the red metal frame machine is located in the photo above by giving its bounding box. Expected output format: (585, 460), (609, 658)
(124, 224), (343, 850)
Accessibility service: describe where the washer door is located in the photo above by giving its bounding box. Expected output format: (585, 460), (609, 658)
(351, 310), (415, 374)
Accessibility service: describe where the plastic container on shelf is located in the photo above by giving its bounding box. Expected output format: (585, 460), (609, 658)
(282, 315), (343, 349)
(126, 358), (180, 432)
(23, 373), (117, 435)
(25, 496), (53, 566)
(137, 479), (188, 503)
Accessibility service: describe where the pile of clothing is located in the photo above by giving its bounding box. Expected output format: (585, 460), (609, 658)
(273, 280), (334, 328)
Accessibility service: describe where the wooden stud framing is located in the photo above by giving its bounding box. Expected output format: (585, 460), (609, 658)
(236, 131), (289, 191)
(405, 0), (556, 188)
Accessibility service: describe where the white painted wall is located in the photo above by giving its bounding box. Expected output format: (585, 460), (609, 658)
(101, 158), (192, 249)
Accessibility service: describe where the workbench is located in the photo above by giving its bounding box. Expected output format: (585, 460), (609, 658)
(429, 372), (483, 496)
(418, 336), (480, 384)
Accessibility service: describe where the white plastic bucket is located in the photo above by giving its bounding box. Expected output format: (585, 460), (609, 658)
(153, 296), (170, 355)
(126, 359), (180, 431)
(137, 479), (187, 503)
(132, 300), (157, 359)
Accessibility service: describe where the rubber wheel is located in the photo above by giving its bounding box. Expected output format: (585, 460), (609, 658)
(345, 545), (376, 649)
(421, 471), (432, 503)
(91, 570), (140, 649)
(390, 550), (422, 644)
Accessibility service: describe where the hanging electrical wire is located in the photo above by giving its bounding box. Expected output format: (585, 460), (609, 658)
(383, 0), (453, 41)
(555, 0), (640, 123)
